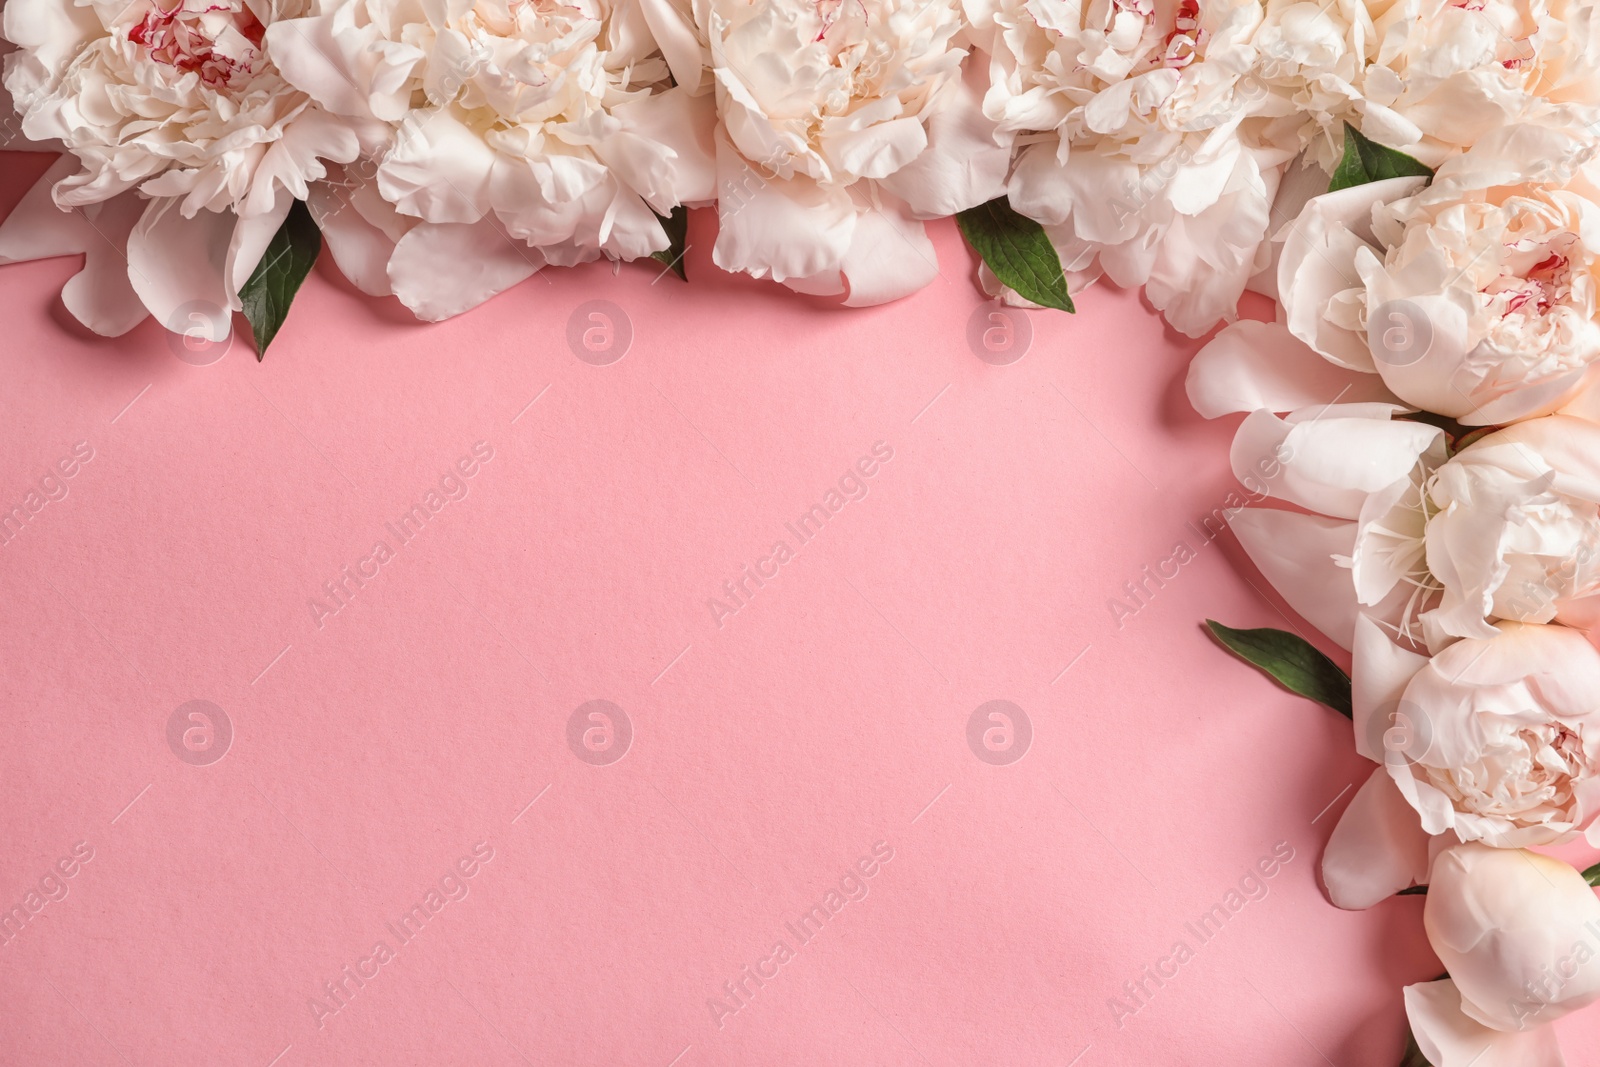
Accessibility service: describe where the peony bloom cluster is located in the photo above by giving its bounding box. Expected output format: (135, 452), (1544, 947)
(1186, 66), (1600, 1065)
(11, 0), (1600, 341)
(6, 0), (1600, 1060)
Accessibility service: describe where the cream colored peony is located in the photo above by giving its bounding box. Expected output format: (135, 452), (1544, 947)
(1322, 618), (1600, 912)
(1404, 845), (1600, 1065)
(972, 0), (1292, 336)
(701, 0), (1012, 305)
(1193, 125), (1600, 429)
(1208, 402), (1449, 652)
(1253, 0), (1600, 170)
(1361, 0), (1600, 166)
(266, 0), (715, 319)
(0, 0), (360, 338)
(1425, 416), (1600, 639)
(1388, 622), (1600, 847)
(1209, 403), (1600, 655)
(4, 0), (356, 214)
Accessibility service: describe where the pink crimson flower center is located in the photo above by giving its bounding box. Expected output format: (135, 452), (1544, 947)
(128, 3), (266, 89)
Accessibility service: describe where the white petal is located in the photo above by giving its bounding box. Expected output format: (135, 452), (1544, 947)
(1351, 614), (1430, 764)
(879, 59), (1011, 218)
(1007, 141), (1076, 228)
(0, 39), (60, 151)
(387, 220), (541, 322)
(839, 191), (939, 307)
(1053, 149), (1142, 245)
(635, 0), (704, 92)
(1406, 980), (1565, 1067)
(1556, 368), (1600, 426)
(784, 268), (846, 297)
(0, 160), (148, 334)
(605, 86), (716, 208)
(1230, 508), (1361, 649)
(264, 15), (386, 120)
(127, 199), (236, 342)
(308, 175), (410, 297)
(3, 0), (101, 82)
(1279, 177), (1426, 370)
(1188, 320), (1397, 418)
(711, 136), (854, 285)
(240, 111), (360, 218)
(1322, 766), (1432, 909)
(820, 117), (927, 183)
(227, 192), (294, 300)
(378, 109), (498, 224)
(1232, 408), (1441, 520)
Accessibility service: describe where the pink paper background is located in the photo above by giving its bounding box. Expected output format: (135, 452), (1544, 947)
(3, 151), (1596, 1066)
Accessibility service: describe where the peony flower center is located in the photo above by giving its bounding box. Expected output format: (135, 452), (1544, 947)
(813, 0), (856, 42)
(128, 3), (266, 90)
(1355, 459), (1444, 649)
(1426, 720), (1586, 827)
(407, 0), (621, 135)
(1161, 0), (1203, 69)
(1458, 0), (1536, 67)
(1484, 232), (1578, 319)
(1401, 193), (1600, 377)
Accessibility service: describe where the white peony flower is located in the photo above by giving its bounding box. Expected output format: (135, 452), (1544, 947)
(1253, 0), (1600, 170)
(702, 0), (1012, 305)
(0, 0), (360, 338)
(1322, 617), (1600, 908)
(1422, 845), (1600, 1033)
(4, 0), (357, 215)
(1403, 844), (1600, 1065)
(974, 0), (1295, 336)
(1248, 0), (1373, 166)
(1360, 0), (1600, 167)
(1216, 403), (1600, 654)
(1387, 621), (1600, 848)
(1192, 124), (1600, 429)
(1424, 416), (1600, 639)
(267, 0), (715, 319)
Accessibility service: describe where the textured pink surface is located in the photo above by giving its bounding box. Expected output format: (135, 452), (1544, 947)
(3, 151), (1596, 1066)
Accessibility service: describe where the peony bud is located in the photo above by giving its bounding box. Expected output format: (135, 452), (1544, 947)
(1424, 844), (1600, 1032)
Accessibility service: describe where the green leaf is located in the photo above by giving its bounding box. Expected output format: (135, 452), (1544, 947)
(649, 205), (690, 281)
(955, 197), (1074, 313)
(1395, 885), (1428, 896)
(1583, 861), (1600, 887)
(1204, 621), (1353, 718)
(1328, 122), (1434, 193)
(240, 199), (322, 360)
